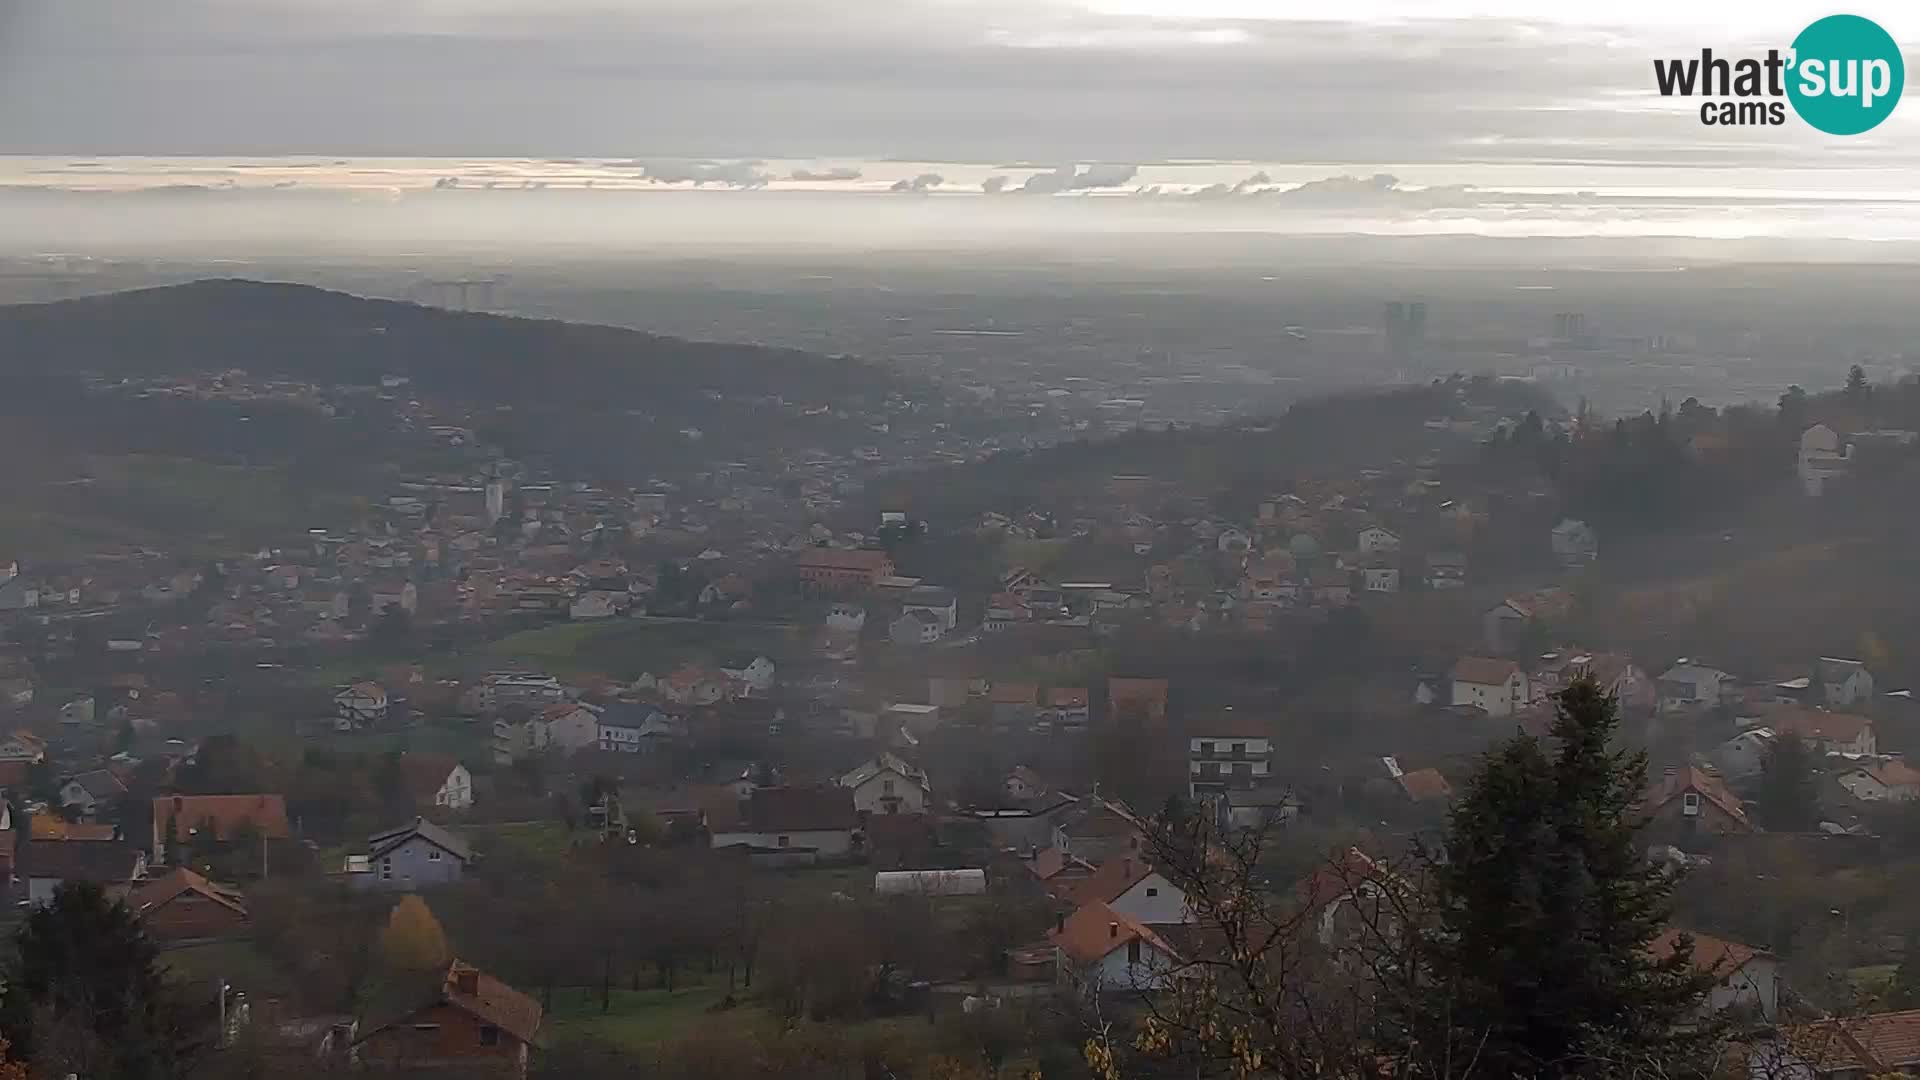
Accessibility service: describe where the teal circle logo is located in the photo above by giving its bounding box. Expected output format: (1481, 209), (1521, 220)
(1787, 14), (1904, 134)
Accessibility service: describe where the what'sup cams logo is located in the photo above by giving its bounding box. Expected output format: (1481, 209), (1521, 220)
(1654, 14), (1903, 133)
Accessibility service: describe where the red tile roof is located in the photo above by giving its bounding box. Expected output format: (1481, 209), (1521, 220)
(1647, 928), (1764, 976)
(128, 867), (247, 920)
(153, 794), (291, 841)
(1643, 766), (1749, 827)
(1771, 708), (1874, 744)
(442, 960), (544, 1045)
(796, 549), (892, 573)
(1053, 854), (1157, 906)
(1780, 1009), (1920, 1073)
(1048, 901), (1180, 966)
(1396, 768), (1453, 803)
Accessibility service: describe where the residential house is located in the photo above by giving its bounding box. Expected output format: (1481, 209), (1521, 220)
(990, 683), (1040, 731)
(400, 755), (474, 811)
(335, 682), (390, 728)
(718, 654), (776, 696)
(369, 580), (419, 616)
(59, 769), (128, 817)
(57, 695), (97, 726)
(1770, 708), (1877, 757)
(1715, 728), (1777, 781)
(1551, 518), (1599, 566)
(839, 753), (932, 815)
(661, 666), (729, 706)
(567, 591), (620, 621)
(1056, 854), (1192, 925)
(1658, 663), (1735, 712)
(1649, 929), (1779, 1022)
(1763, 1008), (1920, 1077)
(1426, 551), (1467, 590)
(1108, 677), (1169, 727)
(1188, 713), (1273, 798)
(1005, 766), (1048, 801)
(151, 794), (292, 863)
(1361, 566), (1400, 594)
(795, 548), (895, 594)
(900, 586), (959, 634)
(1817, 657), (1875, 708)
(349, 818), (473, 891)
(1534, 650), (1656, 713)
(1051, 798), (1149, 865)
(1357, 526), (1401, 556)
(1450, 657), (1529, 718)
(476, 673), (566, 711)
(353, 960), (543, 1077)
(0, 731), (47, 764)
(33, 811), (116, 841)
(825, 603), (867, 633)
(1837, 758), (1920, 802)
(0, 576), (38, 612)
(1640, 766), (1752, 841)
(889, 609), (945, 646)
(1383, 757), (1452, 804)
(536, 702), (603, 753)
(597, 703), (683, 753)
(708, 786), (860, 859)
(27, 841), (147, 907)
(126, 867), (249, 942)
(1797, 422), (1850, 496)
(1047, 688), (1092, 733)
(1481, 589), (1572, 655)
(984, 594), (1031, 632)
(1049, 901), (1184, 992)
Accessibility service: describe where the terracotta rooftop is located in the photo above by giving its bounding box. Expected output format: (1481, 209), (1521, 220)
(128, 866), (247, 920)
(153, 794), (292, 840)
(1647, 928), (1764, 976)
(1048, 901), (1180, 967)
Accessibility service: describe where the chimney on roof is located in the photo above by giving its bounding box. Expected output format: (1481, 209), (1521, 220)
(1056, 912), (1066, 933)
(453, 966), (479, 996)
(1122, 858), (1132, 878)
(1109, 921), (1119, 939)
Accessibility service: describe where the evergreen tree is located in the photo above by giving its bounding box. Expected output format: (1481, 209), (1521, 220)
(1411, 677), (1721, 1078)
(1755, 733), (1821, 832)
(1847, 364), (1869, 401)
(0, 882), (205, 1080)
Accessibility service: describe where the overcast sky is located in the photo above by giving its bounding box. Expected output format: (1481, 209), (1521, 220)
(2, 0), (1915, 166)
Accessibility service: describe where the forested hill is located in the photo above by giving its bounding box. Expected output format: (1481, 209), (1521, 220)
(867, 376), (1562, 524)
(0, 279), (914, 410)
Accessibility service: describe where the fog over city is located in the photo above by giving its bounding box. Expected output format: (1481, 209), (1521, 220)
(6, 7), (1920, 1076)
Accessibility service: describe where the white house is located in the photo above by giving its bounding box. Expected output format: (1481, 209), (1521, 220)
(401, 757), (473, 811)
(1550, 518), (1599, 566)
(1072, 855), (1193, 925)
(1362, 567), (1400, 594)
(890, 609), (945, 646)
(1658, 663), (1734, 712)
(1838, 759), (1920, 802)
(899, 587), (959, 634)
(1356, 527), (1401, 556)
(719, 654), (777, 696)
(839, 752), (931, 815)
(334, 682), (389, 727)
(1050, 902), (1184, 992)
(1817, 657), (1875, 708)
(1714, 728), (1776, 781)
(1450, 657), (1529, 718)
(1652, 929), (1779, 1023)
(1798, 423), (1850, 496)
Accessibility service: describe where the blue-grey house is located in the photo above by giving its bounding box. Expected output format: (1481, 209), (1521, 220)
(347, 818), (472, 891)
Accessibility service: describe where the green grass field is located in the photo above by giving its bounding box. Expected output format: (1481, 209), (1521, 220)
(544, 983), (739, 1050)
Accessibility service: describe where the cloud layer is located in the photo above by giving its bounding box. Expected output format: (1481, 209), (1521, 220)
(0, 0), (1915, 166)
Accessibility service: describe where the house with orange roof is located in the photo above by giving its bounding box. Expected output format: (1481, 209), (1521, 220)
(1763, 1007), (1920, 1077)
(127, 867), (249, 942)
(1639, 766), (1751, 840)
(354, 960), (543, 1077)
(1108, 677), (1169, 726)
(1770, 708), (1877, 757)
(1648, 928), (1778, 1022)
(1838, 758), (1920, 802)
(1048, 901), (1184, 992)
(1052, 854), (1191, 926)
(151, 794), (291, 863)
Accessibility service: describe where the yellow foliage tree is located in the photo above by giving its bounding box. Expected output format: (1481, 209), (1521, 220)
(379, 894), (450, 974)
